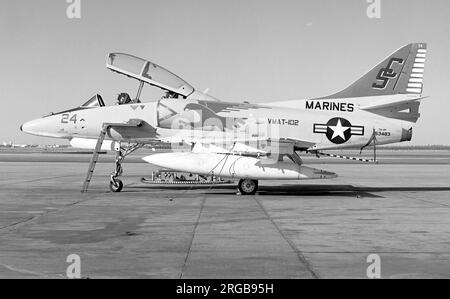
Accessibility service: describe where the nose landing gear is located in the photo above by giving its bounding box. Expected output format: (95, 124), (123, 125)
(81, 120), (145, 193)
(108, 143), (144, 193)
(109, 149), (125, 192)
(109, 178), (124, 193)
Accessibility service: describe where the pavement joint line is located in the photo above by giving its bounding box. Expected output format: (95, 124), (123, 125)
(179, 195), (207, 279)
(412, 197), (450, 209)
(0, 195), (98, 233)
(392, 191), (450, 209)
(253, 196), (320, 279)
(0, 262), (62, 279)
(132, 175), (204, 279)
(0, 216), (36, 231)
(0, 174), (80, 187)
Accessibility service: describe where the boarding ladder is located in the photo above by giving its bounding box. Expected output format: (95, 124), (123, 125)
(81, 120), (144, 193)
(81, 125), (108, 193)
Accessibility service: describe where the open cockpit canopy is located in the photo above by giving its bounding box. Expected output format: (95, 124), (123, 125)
(107, 53), (194, 98)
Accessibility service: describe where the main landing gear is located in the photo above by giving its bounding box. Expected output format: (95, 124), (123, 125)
(238, 179), (259, 195)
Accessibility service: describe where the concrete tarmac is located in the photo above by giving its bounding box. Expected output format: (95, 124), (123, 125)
(0, 152), (449, 278)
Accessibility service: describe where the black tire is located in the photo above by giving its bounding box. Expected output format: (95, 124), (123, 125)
(238, 179), (258, 195)
(109, 179), (123, 193)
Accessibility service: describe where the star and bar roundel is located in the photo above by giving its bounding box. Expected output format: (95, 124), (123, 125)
(313, 117), (365, 144)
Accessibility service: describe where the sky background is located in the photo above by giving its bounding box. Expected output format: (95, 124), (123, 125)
(0, 0), (449, 145)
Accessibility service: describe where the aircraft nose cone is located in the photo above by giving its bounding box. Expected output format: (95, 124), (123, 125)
(21, 121), (33, 135)
(20, 119), (44, 136)
(21, 116), (65, 138)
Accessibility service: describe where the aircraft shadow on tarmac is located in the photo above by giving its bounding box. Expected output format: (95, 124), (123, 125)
(254, 185), (450, 198)
(127, 184), (450, 198)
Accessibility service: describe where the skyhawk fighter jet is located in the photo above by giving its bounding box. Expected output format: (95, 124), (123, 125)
(21, 43), (427, 194)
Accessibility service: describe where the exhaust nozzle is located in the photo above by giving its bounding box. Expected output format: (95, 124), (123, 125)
(401, 128), (413, 142)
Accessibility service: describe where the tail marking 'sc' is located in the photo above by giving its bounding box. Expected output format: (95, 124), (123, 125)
(320, 43), (427, 99)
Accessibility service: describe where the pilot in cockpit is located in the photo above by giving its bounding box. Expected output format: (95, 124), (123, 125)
(162, 91), (178, 99)
(117, 92), (142, 105)
(117, 93), (131, 105)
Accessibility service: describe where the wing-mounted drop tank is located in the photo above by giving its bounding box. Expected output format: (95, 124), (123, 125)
(142, 153), (337, 180)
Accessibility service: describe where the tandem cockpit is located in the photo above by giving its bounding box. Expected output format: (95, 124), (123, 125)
(107, 53), (196, 101)
(107, 53), (219, 103)
(81, 53), (218, 108)
(48, 53), (219, 117)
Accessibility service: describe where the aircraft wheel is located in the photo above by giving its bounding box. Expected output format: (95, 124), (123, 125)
(109, 179), (123, 193)
(238, 179), (258, 195)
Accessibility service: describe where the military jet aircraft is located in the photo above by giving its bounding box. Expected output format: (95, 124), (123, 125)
(21, 43), (427, 194)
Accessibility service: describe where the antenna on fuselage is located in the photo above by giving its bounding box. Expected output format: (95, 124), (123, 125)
(359, 129), (378, 164)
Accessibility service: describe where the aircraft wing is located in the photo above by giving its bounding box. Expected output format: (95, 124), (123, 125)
(70, 119), (162, 150)
(165, 137), (316, 157)
(72, 117), (317, 154)
(103, 119), (159, 143)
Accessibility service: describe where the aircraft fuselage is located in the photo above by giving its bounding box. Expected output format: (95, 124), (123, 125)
(21, 97), (412, 151)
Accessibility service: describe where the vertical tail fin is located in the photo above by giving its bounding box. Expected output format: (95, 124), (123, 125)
(322, 43), (427, 99)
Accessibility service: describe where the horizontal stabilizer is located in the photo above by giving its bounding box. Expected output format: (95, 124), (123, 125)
(360, 96), (426, 123)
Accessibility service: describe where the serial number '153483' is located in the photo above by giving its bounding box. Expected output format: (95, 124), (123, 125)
(376, 131), (391, 137)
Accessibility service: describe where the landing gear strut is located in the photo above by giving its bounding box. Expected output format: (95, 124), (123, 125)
(109, 149), (125, 192)
(238, 179), (259, 195)
(81, 121), (145, 193)
(108, 143), (144, 193)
